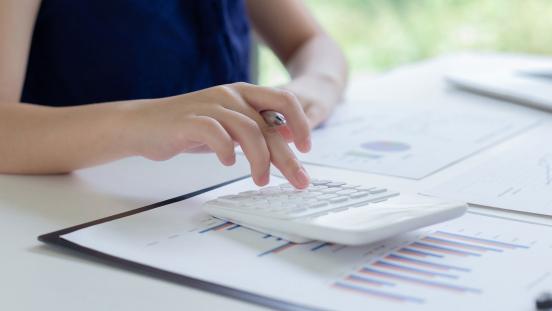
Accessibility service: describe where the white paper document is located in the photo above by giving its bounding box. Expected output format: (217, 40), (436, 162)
(427, 123), (552, 216)
(62, 178), (552, 311)
(298, 100), (539, 179)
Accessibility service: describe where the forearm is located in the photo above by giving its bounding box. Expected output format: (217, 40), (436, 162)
(0, 101), (135, 174)
(246, 0), (348, 123)
(285, 34), (349, 99)
(279, 34), (349, 127)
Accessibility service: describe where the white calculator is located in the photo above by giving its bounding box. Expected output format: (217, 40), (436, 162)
(202, 179), (467, 245)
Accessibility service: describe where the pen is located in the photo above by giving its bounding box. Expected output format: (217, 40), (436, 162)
(261, 110), (287, 127)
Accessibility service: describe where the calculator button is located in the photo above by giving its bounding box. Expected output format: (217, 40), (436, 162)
(352, 192), (400, 207)
(369, 188), (388, 194)
(302, 193), (319, 199)
(342, 184), (361, 189)
(311, 179), (332, 186)
(350, 191), (370, 199)
(317, 194), (339, 201)
(279, 183), (294, 189)
(319, 187), (341, 194)
(311, 185), (329, 190)
(336, 189), (358, 195)
(329, 197), (348, 204)
(288, 207), (308, 214)
(307, 201), (328, 209)
(260, 186), (281, 194)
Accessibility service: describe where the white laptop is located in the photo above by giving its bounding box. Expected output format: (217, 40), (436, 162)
(446, 67), (552, 112)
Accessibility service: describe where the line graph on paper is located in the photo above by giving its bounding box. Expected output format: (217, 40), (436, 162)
(193, 217), (349, 257)
(428, 124), (552, 215)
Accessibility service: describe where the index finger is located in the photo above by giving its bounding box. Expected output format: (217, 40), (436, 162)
(233, 83), (311, 153)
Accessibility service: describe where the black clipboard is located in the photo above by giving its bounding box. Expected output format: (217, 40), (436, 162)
(38, 175), (321, 311)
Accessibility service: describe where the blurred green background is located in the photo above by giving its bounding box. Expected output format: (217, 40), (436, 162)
(258, 0), (552, 85)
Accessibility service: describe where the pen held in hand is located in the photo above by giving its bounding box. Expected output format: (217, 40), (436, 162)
(261, 110), (287, 127)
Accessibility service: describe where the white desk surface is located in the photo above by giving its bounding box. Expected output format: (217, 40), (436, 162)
(2, 52), (552, 311)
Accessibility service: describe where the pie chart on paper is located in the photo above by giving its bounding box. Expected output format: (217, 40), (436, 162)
(361, 141), (411, 152)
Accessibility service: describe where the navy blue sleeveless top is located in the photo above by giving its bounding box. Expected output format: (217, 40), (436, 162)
(22, 0), (251, 106)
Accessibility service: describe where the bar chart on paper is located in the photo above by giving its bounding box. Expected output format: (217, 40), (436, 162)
(188, 212), (548, 309)
(60, 178), (552, 311)
(330, 219), (538, 306)
(298, 101), (539, 179)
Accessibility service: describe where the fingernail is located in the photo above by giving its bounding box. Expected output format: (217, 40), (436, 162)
(297, 137), (311, 153)
(294, 167), (310, 188)
(258, 170), (270, 185)
(305, 137), (312, 151)
(223, 155), (236, 166)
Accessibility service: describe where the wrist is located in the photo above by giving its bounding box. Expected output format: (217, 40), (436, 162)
(285, 73), (344, 105)
(302, 72), (346, 94)
(111, 98), (158, 158)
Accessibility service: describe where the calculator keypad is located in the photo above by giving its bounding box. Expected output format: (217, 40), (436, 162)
(204, 179), (400, 220)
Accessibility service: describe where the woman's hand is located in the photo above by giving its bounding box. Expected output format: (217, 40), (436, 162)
(122, 82), (312, 189)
